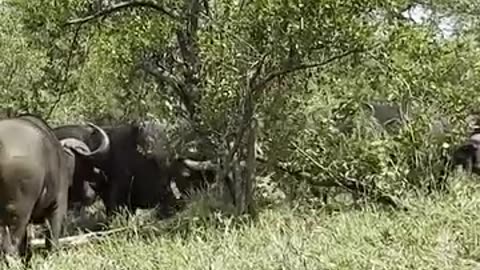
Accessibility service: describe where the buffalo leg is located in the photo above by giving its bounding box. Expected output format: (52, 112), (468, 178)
(1, 226), (16, 256)
(0, 173), (38, 259)
(2, 203), (34, 259)
(19, 227), (32, 266)
(105, 174), (130, 216)
(1, 220), (30, 268)
(105, 182), (119, 216)
(102, 171), (119, 216)
(45, 195), (67, 251)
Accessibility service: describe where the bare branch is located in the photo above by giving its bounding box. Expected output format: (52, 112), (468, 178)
(252, 48), (363, 93)
(66, 0), (180, 25)
(220, 54), (265, 182)
(31, 227), (128, 249)
(46, 24), (83, 119)
(141, 56), (197, 120)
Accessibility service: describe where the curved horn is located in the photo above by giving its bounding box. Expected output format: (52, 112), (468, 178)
(182, 159), (218, 171)
(85, 122), (110, 159)
(60, 138), (91, 156)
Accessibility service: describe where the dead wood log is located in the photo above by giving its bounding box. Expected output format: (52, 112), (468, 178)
(30, 227), (129, 249)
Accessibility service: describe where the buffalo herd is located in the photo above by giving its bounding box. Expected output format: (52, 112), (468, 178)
(0, 114), (214, 264)
(0, 111), (479, 264)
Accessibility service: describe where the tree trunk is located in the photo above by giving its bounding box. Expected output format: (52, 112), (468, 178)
(219, 81), (258, 216)
(243, 118), (257, 216)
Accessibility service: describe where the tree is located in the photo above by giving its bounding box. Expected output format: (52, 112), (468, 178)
(5, 0), (480, 215)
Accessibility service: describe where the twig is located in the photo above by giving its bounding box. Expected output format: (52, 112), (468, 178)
(31, 227), (129, 249)
(46, 24), (82, 119)
(247, 52), (269, 89)
(66, 0), (180, 25)
(223, 54), (267, 173)
(251, 48), (362, 93)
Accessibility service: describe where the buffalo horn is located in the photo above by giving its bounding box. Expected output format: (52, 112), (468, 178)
(85, 122), (110, 158)
(60, 138), (91, 156)
(182, 159), (218, 171)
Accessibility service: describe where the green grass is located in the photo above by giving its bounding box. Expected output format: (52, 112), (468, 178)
(5, 177), (480, 270)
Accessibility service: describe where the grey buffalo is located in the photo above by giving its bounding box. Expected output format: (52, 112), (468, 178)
(0, 115), (107, 262)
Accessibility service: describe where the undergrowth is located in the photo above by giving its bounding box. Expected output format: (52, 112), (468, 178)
(3, 173), (480, 270)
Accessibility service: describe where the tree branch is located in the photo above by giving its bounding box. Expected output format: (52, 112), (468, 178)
(219, 49), (361, 178)
(46, 24), (82, 119)
(66, 0), (180, 25)
(247, 52), (269, 89)
(171, 0), (203, 121)
(252, 48), (362, 93)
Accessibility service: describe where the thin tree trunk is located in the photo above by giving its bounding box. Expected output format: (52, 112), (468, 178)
(243, 117), (257, 216)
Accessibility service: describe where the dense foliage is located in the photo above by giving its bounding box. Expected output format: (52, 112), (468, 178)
(2, 0), (480, 209)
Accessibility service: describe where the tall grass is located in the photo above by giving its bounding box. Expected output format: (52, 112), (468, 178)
(3, 174), (479, 270)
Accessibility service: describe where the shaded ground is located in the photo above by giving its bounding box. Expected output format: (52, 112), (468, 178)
(30, 200), (108, 245)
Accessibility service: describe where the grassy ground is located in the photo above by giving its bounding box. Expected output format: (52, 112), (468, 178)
(4, 176), (480, 270)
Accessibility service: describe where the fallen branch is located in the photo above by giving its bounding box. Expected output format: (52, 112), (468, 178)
(31, 227), (129, 249)
(66, 0), (180, 25)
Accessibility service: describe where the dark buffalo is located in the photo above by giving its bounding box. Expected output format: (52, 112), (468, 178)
(53, 123), (110, 205)
(0, 115), (106, 262)
(449, 133), (480, 174)
(54, 122), (174, 216)
(98, 123), (172, 215)
(53, 120), (215, 217)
